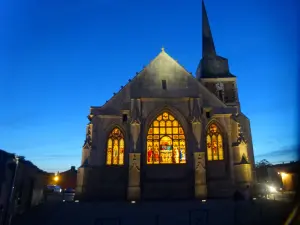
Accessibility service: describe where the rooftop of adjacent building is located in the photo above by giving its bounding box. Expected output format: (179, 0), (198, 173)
(270, 161), (300, 173)
(48, 166), (77, 176)
(0, 148), (48, 174)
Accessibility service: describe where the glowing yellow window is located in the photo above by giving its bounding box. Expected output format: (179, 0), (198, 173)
(173, 120), (178, 126)
(106, 138), (112, 165)
(146, 112), (186, 164)
(206, 135), (212, 161)
(218, 134), (224, 160)
(106, 128), (125, 166)
(206, 123), (224, 161)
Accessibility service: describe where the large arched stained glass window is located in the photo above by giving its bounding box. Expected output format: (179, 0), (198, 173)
(147, 112), (186, 164)
(206, 123), (224, 161)
(106, 128), (124, 165)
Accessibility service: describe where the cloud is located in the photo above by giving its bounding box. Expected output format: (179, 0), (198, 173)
(255, 145), (299, 161)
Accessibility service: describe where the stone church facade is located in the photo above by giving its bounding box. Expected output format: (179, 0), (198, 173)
(76, 1), (255, 201)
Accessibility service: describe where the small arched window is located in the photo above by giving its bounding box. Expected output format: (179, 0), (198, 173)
(206, 123), (224, 161)
(106, 128), (124, 165)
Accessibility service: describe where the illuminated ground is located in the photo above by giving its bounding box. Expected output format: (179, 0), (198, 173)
(12, 194), (294, 225)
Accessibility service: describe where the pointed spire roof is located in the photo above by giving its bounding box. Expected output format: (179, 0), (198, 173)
(196, 0), (234, 79)
(202, 0), (216, 57)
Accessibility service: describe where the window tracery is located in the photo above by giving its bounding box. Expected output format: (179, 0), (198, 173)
(147, 112), (186, 164)
(206, 123), (224, 161)
(106, 128), (124, 165)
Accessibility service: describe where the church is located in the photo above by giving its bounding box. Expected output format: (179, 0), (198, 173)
(76, 1), (255, 200)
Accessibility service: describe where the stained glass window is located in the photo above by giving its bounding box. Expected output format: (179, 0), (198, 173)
(147, 112), (186, 164)
(106, 128), (124, 165)
(206, 123), (224, 161)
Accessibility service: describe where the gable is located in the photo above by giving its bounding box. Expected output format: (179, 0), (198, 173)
(96, 50), (227, 115)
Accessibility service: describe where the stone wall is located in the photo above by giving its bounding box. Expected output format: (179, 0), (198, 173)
(78, 98), (239, 199)
(85, 166), (128, 200)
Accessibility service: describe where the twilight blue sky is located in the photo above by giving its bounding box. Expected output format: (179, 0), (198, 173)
(0, 0), (298, 172)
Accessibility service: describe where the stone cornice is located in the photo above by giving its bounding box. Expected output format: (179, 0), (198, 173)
(201, 77), (236, 82)
(212, 114), (232, 118)
(96, 115), (122, 119)
(203, 107), (213, 111)
(140, 97), (190, 102)
(121, 110), (130, 114)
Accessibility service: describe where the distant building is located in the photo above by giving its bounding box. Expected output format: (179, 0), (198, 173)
(256, 161), (299, 191)
(47, 166), (77, 190)
(59, 166), (77, 190)
(76, 1), (255, 201)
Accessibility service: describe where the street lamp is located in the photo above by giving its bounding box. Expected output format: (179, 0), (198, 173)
(7, 155), (20, 225)
(53, 175), (59, 182)
(53, 172), (60, 183)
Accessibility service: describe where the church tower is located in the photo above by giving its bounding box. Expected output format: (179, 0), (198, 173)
(197, 1), (240, 111)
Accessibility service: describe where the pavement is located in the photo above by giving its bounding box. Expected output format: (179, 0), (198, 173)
(11, 193), (295, 225)
(12, 194), (63, 225)
(256, 192), (296, 202)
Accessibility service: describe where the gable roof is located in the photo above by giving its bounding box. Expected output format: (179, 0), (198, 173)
(92, 49), (228, 115)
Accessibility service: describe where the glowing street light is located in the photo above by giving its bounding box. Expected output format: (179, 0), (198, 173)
(280, 172), (287, 179)
(268, 185), (277, 193)
(53, 172), (60, 183)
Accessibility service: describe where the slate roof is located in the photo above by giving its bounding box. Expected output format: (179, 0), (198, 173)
(90, 49), (229, 115)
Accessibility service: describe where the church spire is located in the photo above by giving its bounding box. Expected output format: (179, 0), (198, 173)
(196, 0), (232, 79)
(202, 0), (216, 57)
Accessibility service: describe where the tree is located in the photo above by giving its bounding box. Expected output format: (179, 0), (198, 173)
(255, 159), (273, 183)
(255, 159), (272, 168)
